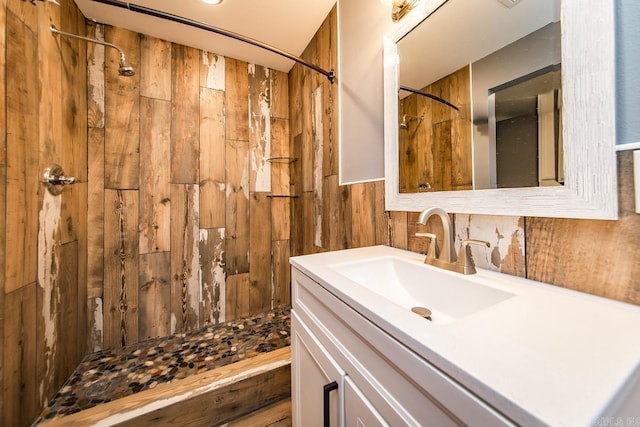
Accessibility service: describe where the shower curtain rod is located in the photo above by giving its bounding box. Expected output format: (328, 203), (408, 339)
(90, 0), (336, 83)
(399, 85), (459, 111)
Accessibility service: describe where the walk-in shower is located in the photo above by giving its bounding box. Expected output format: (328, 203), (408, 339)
(50, 25), (135, 77)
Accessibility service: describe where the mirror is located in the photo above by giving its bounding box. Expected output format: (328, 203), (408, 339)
(384, 0), (618, 219)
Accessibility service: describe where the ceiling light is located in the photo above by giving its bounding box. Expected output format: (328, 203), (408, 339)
(202, 0), (223, 5)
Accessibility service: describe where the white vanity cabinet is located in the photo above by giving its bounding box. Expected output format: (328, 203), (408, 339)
(291, 266), (513, 427)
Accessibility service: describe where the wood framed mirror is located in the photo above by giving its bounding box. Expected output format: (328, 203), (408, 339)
(383, 0), (618, 219)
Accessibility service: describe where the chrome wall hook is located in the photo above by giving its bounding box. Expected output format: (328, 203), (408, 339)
(43, 164), (75, 195)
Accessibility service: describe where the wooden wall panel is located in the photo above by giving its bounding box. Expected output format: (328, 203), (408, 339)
(76, 182), (88, 355)
(526, 151), (640, 305)
(37, 0), (62, 180)
(389, 211), (408, 250)
(87, 297), (103, 353)
(249, 64), (271, 192)
(58, 241), (79, 382)
(324, 174), (350, 251)
(270, 118), (290, 195)
(87, 23), (105, 129)
(200, 228), (225, 325)
(87, 127), (105, 298)
(290, 134), (303, 256)
(432, 121), (453, 192)
(139, 97), (171, 253)
(3, 284), (38, 427)
(225, 58), (249, 141)
(312, 85), (324, 247)
(199, 87), (226, 229)
(104, 27), (140, 189)
(450, 66), (472, 190)
(0, 164), (5, 422)
(104, 189), (139, 349)
(350, 183), (377, 248)
(7, 0), (36, 32)
(170, 184), (201, 333)
(36, 191), (62, 408)
(139, 252), (171, 340)
(374, 181), (389, 245)
(171, 44), (200, 184)
(249, 193), (271, 314)
(271, 70), (289, 120)
(301, 75), (313, 193)
(201, 52), (225, 91)
(226, 139), (250, 275)
(0, 0), (6, 163)
(140, 35), (171, 100)
(226, 273), (250, 320)
(272, 240), (291, 307)
(5, 11), (39, 293)
(61, 0), (87, 183)
(3, 3), (88, 424)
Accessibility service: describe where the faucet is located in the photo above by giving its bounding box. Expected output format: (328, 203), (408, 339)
(416, 207), (489, 275)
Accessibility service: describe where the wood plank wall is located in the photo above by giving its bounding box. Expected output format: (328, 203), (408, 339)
(1, 0), (88, 425)
(291, 6), (640, 308)
(86, 24), (291, 351)
(399, 66), (472, 192)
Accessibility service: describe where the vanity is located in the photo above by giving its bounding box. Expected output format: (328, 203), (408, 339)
(290, 245), (640, 426)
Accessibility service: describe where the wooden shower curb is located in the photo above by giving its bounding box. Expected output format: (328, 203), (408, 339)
(37, 347), (292, 427)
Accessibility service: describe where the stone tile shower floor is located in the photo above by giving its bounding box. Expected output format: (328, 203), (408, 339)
(35, 306), (291, 423)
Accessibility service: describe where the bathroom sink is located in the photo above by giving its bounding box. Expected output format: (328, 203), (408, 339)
(292, 246), (640, 426)
(330, 256), (515, 324)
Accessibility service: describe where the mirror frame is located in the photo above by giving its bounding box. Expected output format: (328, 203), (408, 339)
(384, 0), (618, 219)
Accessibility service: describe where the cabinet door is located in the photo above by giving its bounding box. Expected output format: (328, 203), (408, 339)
(292, 311), (344, 427)
(344, 376), (389, 427)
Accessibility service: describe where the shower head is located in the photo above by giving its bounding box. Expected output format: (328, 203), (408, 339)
(400, 114), (424, 130)
(118, 54), (136, 77)
(50, 25), (135, 77)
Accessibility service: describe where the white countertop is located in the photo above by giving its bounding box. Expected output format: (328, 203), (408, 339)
(290, 245), (640, 427)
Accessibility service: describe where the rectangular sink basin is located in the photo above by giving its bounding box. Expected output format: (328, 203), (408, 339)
(330, 256), (515, 325)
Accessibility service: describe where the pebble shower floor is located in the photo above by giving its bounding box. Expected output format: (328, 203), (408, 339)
(34, 306), (291, 423)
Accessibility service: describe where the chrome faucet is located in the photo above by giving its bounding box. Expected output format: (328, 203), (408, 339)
(416, 207), (489, 275)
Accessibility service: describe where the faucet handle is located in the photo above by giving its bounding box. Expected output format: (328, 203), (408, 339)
(457, 239), (490, 275)
(415, 232), (439, 260)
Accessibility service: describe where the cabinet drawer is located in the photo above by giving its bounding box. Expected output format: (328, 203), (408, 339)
(293, 268), (514, 427)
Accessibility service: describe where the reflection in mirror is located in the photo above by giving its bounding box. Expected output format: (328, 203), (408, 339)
(396, 0), (561, 193)
(384, 0), (618, 219)
(490, 64), (562, 188)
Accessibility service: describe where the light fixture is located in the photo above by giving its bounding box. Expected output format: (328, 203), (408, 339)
(392, 0), (418, 22)
(202, 0), (223, 5)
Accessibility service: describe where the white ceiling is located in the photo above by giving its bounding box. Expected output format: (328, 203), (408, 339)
(73, 0), (337, 72)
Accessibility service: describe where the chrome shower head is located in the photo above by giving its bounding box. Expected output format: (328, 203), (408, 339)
(400, 116), (409, 129)
(399, 114), (424, 130)
(51, 25), (135, 78)
(118, 54), (136, 77)
(119, 63), (136, 77)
